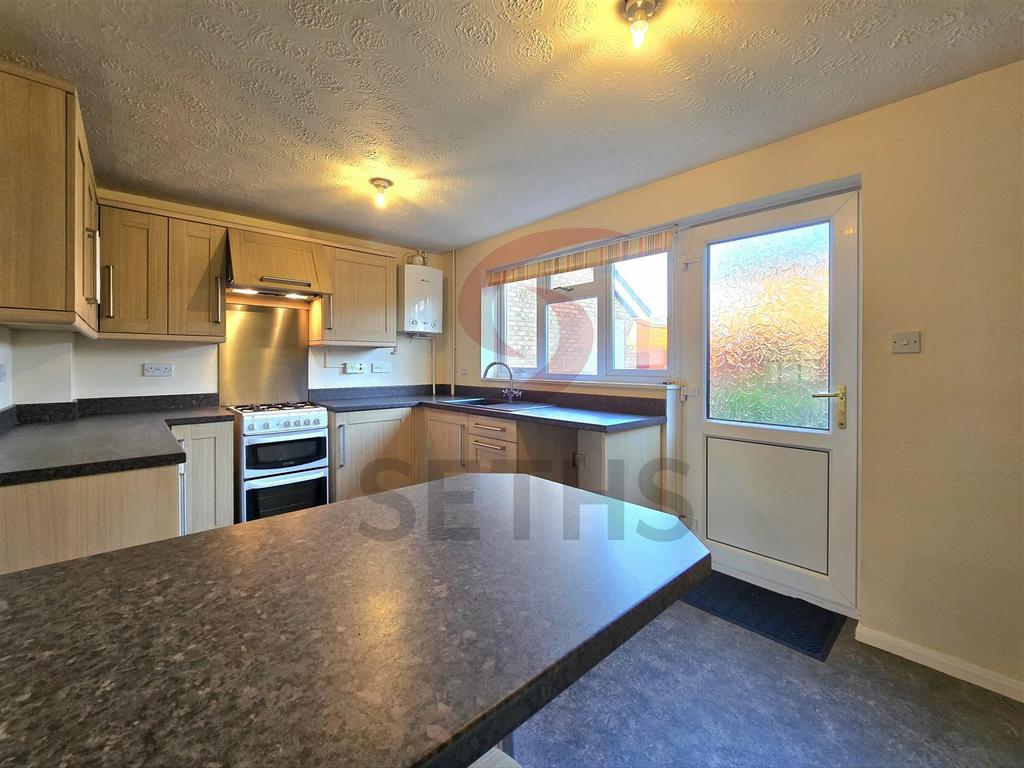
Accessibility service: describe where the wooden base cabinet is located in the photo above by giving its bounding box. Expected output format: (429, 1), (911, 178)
(576, 426), (662, 508)
(0, 466), (179, 576)
(417, 409), (468, 482)
(171, 422), (234, 534)
(330, 408), (416, 501)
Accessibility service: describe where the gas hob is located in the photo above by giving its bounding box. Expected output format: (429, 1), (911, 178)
(228, 402), (327, 434)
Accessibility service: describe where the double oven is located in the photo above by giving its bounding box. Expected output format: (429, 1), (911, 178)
(232, 403), (330, 522)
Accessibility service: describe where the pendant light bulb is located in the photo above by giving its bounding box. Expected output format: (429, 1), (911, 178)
(624, 0), (659, 49)
(630, 17), (648, 48)
(370, 177), (393, 209)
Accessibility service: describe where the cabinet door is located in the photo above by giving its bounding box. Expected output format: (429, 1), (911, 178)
(168, 220), (226, 338)
(70, 100), (99, 330)
(422, 410), (467, 481)
(0, 71), (66, 311)
(172, 422), (234, 534)
(327, 249), (396, 345)
(467, 437), (518, 473)
(335, 408), (416, 501)
(226, 229), (322, 292)
(99, 206), (168, 334)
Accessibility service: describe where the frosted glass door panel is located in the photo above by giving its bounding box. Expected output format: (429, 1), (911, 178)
(707, 222), (830, 430)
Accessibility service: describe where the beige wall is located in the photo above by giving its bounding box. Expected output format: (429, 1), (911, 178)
(454, 63), (1024, 687)
(0, 327), (12, 410)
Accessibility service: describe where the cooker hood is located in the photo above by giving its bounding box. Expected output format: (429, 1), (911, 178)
(226, 228), (323, 299)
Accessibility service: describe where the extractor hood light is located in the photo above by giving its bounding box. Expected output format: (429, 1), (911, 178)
(230, 288), (259, 295)
(624, 0), (660, 48)
(370, 177), (393, 209)
(284, 293), (311, 300)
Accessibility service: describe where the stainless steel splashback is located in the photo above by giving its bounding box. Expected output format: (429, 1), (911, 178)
(219, 303), (308, 406)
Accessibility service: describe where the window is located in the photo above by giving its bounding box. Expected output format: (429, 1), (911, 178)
(491, 250), (670, 381)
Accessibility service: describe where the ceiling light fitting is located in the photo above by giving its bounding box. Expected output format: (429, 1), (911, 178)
(370, 177), (394, 209)
(624, 0), (660, 48)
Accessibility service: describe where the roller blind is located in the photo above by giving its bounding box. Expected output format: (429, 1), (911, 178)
(484, 227), (675, 288)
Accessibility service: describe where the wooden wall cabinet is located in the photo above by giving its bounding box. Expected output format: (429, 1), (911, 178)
(98, 206), (169, 334)
(168, 220), (227, 338)
(0, 466), (179, 576)
(329, 408), (416, 502)
(0, 61), (99, 335)
(311, 248), (396, 348)
(171, 421), (234, 534)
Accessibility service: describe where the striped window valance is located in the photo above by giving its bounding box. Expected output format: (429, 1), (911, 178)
(485, 227), (675, 288)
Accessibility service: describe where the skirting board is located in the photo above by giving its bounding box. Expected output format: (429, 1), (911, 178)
(855, 624), (1024, 703)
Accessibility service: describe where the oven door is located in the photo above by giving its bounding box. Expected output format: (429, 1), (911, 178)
(240, 468), (329, 523)
(242, 429), (328, 478)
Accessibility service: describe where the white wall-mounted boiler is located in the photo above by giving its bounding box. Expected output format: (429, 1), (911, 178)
(398, 263), (443, 335)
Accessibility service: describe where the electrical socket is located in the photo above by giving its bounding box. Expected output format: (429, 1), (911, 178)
(370, 361), (392, 373)
(143, 362), (173, 377)
(343, 362), (366, 374)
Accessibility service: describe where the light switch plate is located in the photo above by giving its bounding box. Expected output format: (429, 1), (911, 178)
(343, 362), (366, 374)
(371, 361), (392, 373)
(0, 363), (6, 383)
(143, 362), (173, 377)
(891, 331), (921, 354)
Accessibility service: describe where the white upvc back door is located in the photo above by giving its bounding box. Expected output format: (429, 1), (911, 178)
(679, 192), (859, 615)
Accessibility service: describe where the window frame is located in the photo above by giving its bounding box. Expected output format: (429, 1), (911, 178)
(488, 251), (673, 384)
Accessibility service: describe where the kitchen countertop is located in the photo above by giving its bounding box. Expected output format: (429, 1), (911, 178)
(314, 395), (667, 433)
(0, 473), (710, 768)
(0, 407), (232, 487)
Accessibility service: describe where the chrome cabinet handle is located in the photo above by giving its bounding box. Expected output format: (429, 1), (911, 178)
(325, 294), (334, 331)
(260, 275), (311, 287)
(812, 384), (847, 429)
(338, 423), (347, 467)
(104, 264), (114, 318)
(177, 438), (187, 536)
(459, 424), (465, 468)
(85, 227), (100, 304)
(214, 276), (223, 324)
(472, 440), (506, 451)
(473, 423), (505, 432)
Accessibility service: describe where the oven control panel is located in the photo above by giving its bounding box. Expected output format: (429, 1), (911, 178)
(241, 410), (327, 434)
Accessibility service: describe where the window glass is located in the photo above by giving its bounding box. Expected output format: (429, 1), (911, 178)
(550, 268), (594, 290)
(547, 297), (598, 375)
(707, 222), (830, 429)
(612, 253), (668, 370)
(503, 278), (538, 369)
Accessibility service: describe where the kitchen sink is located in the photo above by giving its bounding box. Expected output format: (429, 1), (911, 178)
(444, 397), (552, 412)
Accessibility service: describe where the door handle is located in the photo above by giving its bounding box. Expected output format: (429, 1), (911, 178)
(214, 276), (223, 324)
(472, 440), (506, 451)
(472, 423), (505, 432)
(260, 275), (311, 287)
(85, 227), (100, 304)
(104, 264), (115, 318)
(325, 294), (333, 331)
(338, 423), (347, 467)
(812, 384), (847, 429)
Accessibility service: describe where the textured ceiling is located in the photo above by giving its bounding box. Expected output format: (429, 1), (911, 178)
(0, 1), (1021, 251)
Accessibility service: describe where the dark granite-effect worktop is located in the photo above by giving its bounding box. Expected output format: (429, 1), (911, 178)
(0, 474), (710, 768)
(313, 395), (666, 433)
(0, 406), (233, 487)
